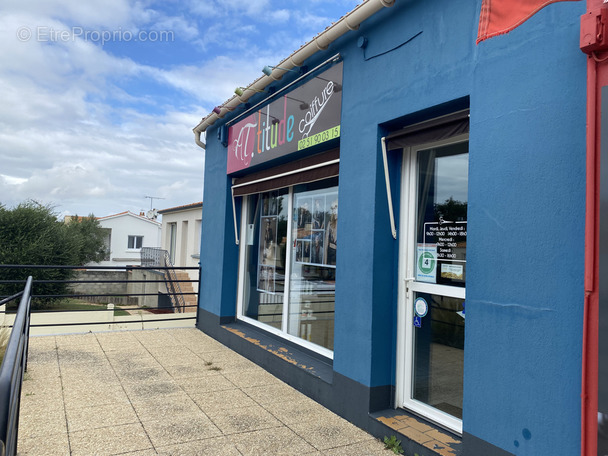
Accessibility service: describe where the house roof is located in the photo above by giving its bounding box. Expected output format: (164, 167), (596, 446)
(97, 211), (161, 225)
(158, 202), (203, 215)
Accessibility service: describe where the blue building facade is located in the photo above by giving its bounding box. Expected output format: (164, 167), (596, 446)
(194, 1), (587, 454)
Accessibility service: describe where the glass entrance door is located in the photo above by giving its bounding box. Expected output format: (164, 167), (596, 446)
(397, 136), (468, 433)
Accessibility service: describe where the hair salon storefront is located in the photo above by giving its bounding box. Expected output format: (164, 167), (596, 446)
(194, 1), (588, 455)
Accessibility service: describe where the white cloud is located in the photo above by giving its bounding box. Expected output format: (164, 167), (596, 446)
(187, 0), (271, 19)
(2, 0), (133, 28)
(0, 0), (356, 217)
(270, 9), (290, 23)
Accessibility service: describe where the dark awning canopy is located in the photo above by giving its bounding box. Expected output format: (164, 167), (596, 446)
(232, 148), (339, 197)
(385, 110), (469, 150)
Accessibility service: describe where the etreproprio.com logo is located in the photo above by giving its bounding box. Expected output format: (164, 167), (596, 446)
(16, 26), (175, 45)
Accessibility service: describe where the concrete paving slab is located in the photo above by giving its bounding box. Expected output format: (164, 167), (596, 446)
(69, 422), (153, 456)
(26, 347), (58, 365)
(17, 328), (387, 455)
(141, 414), (222, 447)
(121, 380), (183, 399)
(55, 333), (99, 347)
(155, 436), (241, 456)
(241, 382), (308, 406)
(65, 402), (139, 432)
(231, 427), (318, 455)
(102, 346), (152, 360)
(130, 393), (203, 422)
(24, 360), (61, 379)
(62, 385), (130, 411)
(161, 361), (225, 378)
(173, 372), (236, 394)
(27, 335), (57, 349)
(261, 396), (340, 425)
(221, 368), (282, 388)
(290, 418), (376, 451)
(17, 432), (70, 456)
(206, 405), (283, 435)
(18, 407), (67, 438)
(190, 388), (258, 412)
(117, 366), (174, 384)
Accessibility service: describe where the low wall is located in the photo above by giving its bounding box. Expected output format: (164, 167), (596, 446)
(1, 304), (195, 336)
(127, 269), (167, 308)
(70, 270), (131, 305)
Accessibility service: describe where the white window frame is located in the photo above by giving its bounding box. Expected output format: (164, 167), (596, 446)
(395, 134), (468, 435)
(236, 186), (334, 360)
(127, 235), (143, 250)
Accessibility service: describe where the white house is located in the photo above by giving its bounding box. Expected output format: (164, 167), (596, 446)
(157, 202), (202, 275)
(94, 211), (161, 267)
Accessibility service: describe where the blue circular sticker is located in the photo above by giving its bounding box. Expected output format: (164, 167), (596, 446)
(414, 297), (428, 317)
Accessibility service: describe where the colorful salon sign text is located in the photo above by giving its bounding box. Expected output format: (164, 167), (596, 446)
(227, 62), (343, 174)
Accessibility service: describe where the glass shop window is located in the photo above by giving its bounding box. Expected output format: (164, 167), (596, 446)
(287, 180), (338, 351)
(239, 177), (338, 353)
(241, 189), (289, 330)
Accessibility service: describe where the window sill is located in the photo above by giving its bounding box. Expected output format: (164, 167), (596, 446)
(220, 320), (334, 384)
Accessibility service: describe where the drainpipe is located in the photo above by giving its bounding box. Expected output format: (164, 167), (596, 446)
(194, 130), (205, 149)
(192, 0), (396, 149)
(580, 1), (608, 455)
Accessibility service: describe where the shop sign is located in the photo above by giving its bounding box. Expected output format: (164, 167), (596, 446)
(226, 62), (343, 174)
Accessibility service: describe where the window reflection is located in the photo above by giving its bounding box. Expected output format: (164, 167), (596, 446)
(242, 190), (288, 329)
(240, 178), (338, 352)
(416, 142), (468, 287)
(289, 179), (338, 350)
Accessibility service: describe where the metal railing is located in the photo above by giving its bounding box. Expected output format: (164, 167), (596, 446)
(0, 265), (199, 331)
(0, 276), (32, 456)
(141, 248), (187, 312)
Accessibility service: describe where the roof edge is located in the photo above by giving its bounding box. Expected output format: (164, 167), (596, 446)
(192, 0), (395, 141)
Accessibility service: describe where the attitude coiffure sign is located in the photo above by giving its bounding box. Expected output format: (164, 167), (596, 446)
(226, 62), (343, 174)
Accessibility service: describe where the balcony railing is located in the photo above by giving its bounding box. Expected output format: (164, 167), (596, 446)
(0, 265), (200, 335)
(0, 276), (32, 456)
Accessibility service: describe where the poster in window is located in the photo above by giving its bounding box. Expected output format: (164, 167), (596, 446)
(263, 191), (279, 216)
(259, 216), (278, 266)
(313, 197), (325, 229)
(257, 265), (275, 293)
(296, 197), (313, 239)
(325, 194), (338, 266)
(294, 191), (337, 267)
(295, 240), (311, 263)
(311, 231), (325, 265)
(257, 191), (279, 293)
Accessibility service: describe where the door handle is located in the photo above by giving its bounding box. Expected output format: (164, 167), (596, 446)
(404, 277), (415, 291)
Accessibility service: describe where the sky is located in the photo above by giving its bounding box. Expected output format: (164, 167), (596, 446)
(0, 0), (359, 219)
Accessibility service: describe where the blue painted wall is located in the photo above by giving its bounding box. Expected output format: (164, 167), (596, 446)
(332, 0), (478, 392)
(466, 3), (586, 455)
(198, 0), (587, 453)
(199, 125), (240, 318)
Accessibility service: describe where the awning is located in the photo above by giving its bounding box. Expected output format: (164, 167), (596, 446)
(382, 110), (469, 239)
(230, 148), (340, 244)
(385, 110), (469, 151)
(232, 148), (340, 196)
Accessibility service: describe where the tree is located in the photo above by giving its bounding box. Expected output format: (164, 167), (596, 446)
(0, 201), (108, 309)
(434, 196), (467, 222)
